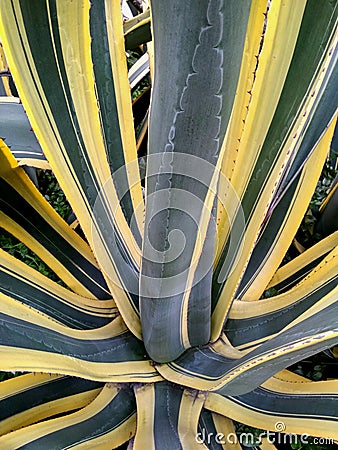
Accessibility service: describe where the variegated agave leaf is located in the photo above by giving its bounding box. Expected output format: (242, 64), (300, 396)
(0, 0), (337, 448)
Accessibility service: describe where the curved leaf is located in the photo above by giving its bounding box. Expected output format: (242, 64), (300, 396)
(133, 381), (207, 450)
(157, 287), (338, 393)
(267, 230), (338, 293)
(0, 142), (110, 299)
(129, 53), (150, 90)
(0, 296), (161, 382)
(206, 370), (338, 439)
(0, 248), (117, 329)
(0, 97), (47, 168)
(212, 0), (338, 340)
(0, 384), (136, 449)
(124, 9), (151, 49)
(235, 114), (337, 300)
(0, 373), (102, 436)
(0, 0), (143, 336)
(140, 0), (251, 362)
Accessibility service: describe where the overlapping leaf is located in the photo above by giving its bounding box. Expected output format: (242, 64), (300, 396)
(141, 0), (251, 362)
(0, 0), (337, 448)
(0, 0), (143, 336)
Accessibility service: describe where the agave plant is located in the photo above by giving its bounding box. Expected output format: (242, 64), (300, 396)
(0, 0), (337, 448)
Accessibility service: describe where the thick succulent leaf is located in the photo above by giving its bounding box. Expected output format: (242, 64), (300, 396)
(226, 289), (338, 350)
(0, 373), (103, 436)
(0, 297), (161, 382)
(216, 0), (266, 233)
(267, 231), (338, 293)
(0, 142), (110, 299)
(140, 0), (251, 362)
(225, 242), (338, 348)
(0, 383), (136, 449)
(212, 0), (338, 339)
(133, 382), (207, 450)
(216, 0), (306, 255)
(0, 2), (337, 447)
(206, 370), (338, 440)
(124, 9), (150, 35)
(0, 51), (148, 167)
(0, 97), (47, 168)
(234, 117), (337, 300)
(156, 287), (338, 393)
(0, 249), (117, 330)
(0, 0), (143, 336)
(124, 9), (151, 49)
(89, 0), (144, 239)
(129, 53), (150, 90)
